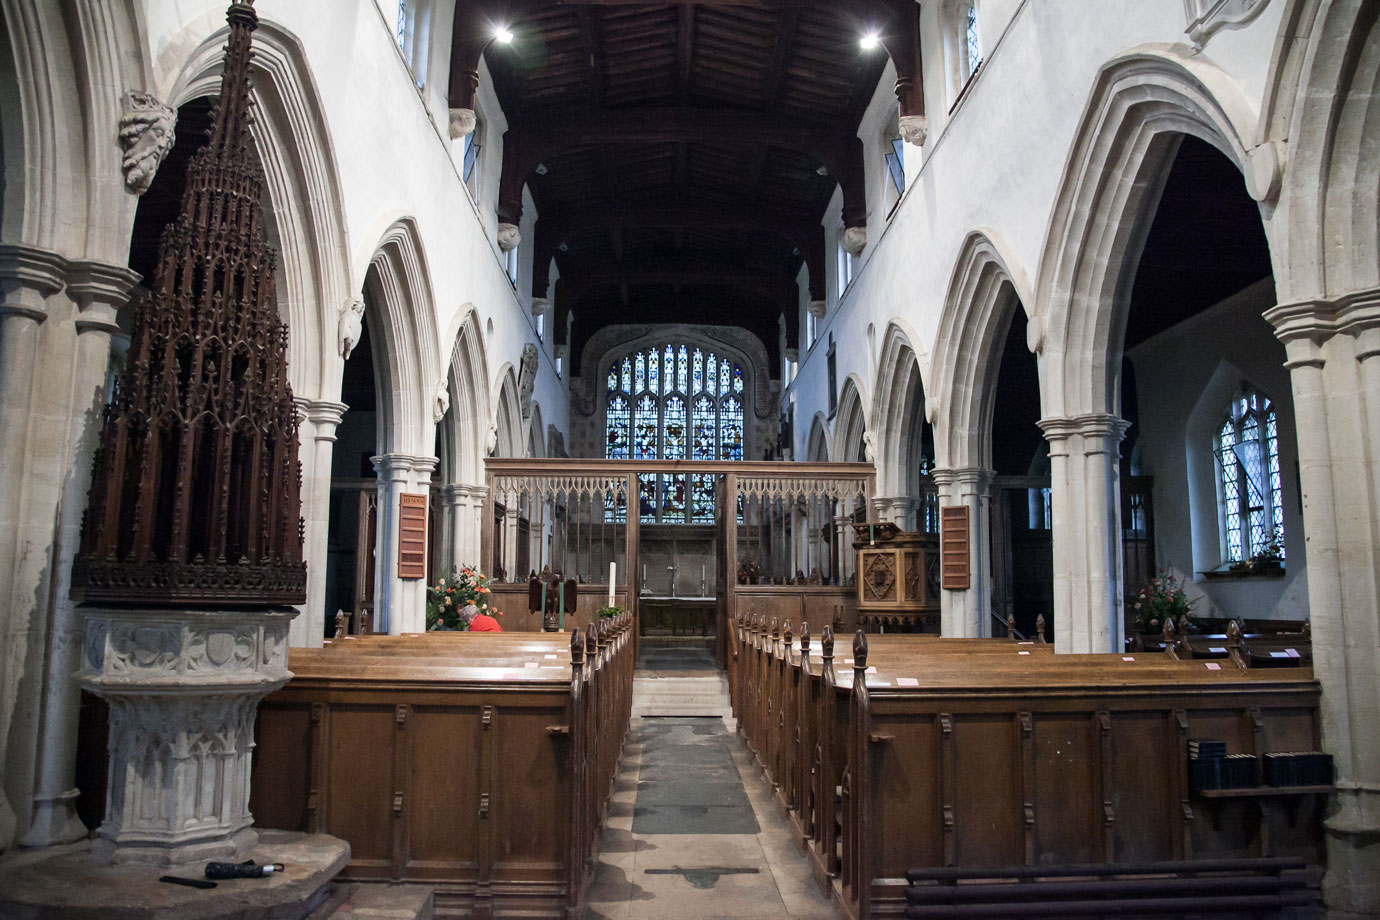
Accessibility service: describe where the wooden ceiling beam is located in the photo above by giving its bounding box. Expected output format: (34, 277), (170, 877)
(676, 4), (695, 103)
(540, 202), (817, 246)
(498, 107), (864, 227)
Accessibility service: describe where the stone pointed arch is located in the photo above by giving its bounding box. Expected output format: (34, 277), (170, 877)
(806, 412), (832, 462)
(442, 305), (490, 485)
(1032, 47), (1269, 654)
(834, 374), (871, 463)
(492, 364), (523, 459)
(364, 217), (442, 457)
(871, 320), (932, 502)
(528, 402), (546, 458)
(168, 17), (351, 402)
(931, 228), (1036, 471)
(1035, 46), (1268, 420)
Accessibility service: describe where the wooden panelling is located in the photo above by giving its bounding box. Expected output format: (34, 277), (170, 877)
(1031, 713), (1098, 865)
(325, 705), (396, 876)
(1109, 711), (1176, 863)
(952, 714), (1023, 867)
(398, 493), (428, 579)
(406, 706), (482, 878)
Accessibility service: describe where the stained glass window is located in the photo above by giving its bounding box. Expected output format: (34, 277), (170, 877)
(964, 3), (980, 77)
(1214, 386), (1284, 564)
(603, 342), (748, 522)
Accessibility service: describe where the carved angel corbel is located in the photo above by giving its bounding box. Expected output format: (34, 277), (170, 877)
(433, 379), (450, 423)
(338, 298), (365, 360)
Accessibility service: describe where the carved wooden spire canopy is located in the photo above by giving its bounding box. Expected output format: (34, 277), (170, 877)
(75, 0), (306, 606)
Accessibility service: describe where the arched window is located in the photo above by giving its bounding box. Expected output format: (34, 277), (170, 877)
(964, 3), (981, 78)
(604, 344), (745, 522)
(1214, 386), (1284, 564)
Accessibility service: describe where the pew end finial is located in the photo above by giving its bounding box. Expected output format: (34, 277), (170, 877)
(822, 624), (835, 660)
(783, 620), (793, 647)
(1035, 614), (1048, 644)
(1006, 613), (1016, 641)
(800, 622), (811, 656)
(853, 630), (868, 669)
(570, 628), (583, 667)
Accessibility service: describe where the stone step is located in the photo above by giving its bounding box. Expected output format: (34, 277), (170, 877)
(318, 883), (434, 920)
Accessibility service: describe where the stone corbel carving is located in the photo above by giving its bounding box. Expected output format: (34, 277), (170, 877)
(1184, 0), (1270, 50)
(485, 421), (499, 455)
(497, 223), (522, 252)
(531, 297), (550, 319)
(433, 379), (450, 423)
(784, 347), (800, 364)
(863, 430), (877, 463)
(449, 107), (477, 140)
(808, 300), (827, 320)
(518, 343), (539, 421)
(119, 92), (177, 195)
(842, 226), (867, 256)
(338, 298), (365, 360)
(899, 114), (928, 147)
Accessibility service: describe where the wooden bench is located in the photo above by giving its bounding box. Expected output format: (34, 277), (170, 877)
(903, 857), (1318, 917)
(728, 616), (1325, 920)
(251, 614), (634, 919)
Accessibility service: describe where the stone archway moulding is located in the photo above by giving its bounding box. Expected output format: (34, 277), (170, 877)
(871, 319), (932, 499)
(834, 374), (871, 463)
(1034, 46), (1267, 420)
(931, 228), (1034, 472)
(806, 411), (832, 462)
(365, 216), (442, 458)
(443, 305), (490, 485)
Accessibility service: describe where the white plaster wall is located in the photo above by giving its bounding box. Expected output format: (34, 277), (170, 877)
(785, 0), (1285, 470)
(1127, 278), (1309, 623)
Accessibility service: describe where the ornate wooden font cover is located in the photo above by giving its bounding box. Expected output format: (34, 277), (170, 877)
(75, 0), (306, 606)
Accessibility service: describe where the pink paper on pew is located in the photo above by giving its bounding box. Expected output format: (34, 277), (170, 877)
(544, 654), (558, 659)
(1018, 651), (1030, 656)
(1287, 649), (1301, 658)
(1205, 662), (1222, 670)
(1122, 656), (1135, 661)
(897, 678), (919, 687)
(524, 661), (540, 669)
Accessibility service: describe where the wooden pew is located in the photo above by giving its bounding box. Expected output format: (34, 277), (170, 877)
(729, 617), (1325, 920)
(251, 613), (634, 919)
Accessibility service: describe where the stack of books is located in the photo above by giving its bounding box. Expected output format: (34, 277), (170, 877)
(1262, 751), (1334, 787)
(1188, 740), (1259, 790)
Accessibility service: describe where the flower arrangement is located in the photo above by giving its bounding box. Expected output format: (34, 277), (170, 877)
(596, 605), (624, 619)
(426, 567), (502, 631)
(1132, 569), (1194, 635)
(1230, 528), (1285, 575)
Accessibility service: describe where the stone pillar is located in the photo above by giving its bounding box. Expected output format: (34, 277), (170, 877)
(0, 246), (140, 851)
(1039, 414), (1130, 654)
(76, 608), (294, 864)
(292, 399), (346, 649)
(931, 467), (995, 638)
(371, 454), (439, 635)
(1265, 291), (1380, 917)
(20, 261), (138, 850)
(833, 508), (852, 584)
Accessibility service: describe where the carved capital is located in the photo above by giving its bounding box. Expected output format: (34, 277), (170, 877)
(899, 114), (928, 147)
(67, 260), (142, 335)
(119, 92), (177, 195)
(842, 225), (867, 256)
(0, 243), (68, 323)
(449, 107), (478, 140)
(497, 223), (522, 252)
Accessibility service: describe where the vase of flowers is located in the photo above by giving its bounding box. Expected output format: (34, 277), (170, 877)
(1132, 569), (1193, 635)
(426, 566), (499, 631)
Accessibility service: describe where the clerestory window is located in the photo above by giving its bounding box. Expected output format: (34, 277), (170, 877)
(1214, 386), (1284, 564)
(604, 344), (745, 523)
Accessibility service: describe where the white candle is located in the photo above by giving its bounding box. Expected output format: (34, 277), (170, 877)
(701, 564), (706, 583)
(608, 563), (616, 607)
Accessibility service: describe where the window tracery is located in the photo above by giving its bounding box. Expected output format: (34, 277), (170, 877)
(604, 343), (747, 522)
(1214, 386), (1284, 564)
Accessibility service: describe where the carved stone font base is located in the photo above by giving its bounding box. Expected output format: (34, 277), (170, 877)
(76, 607), (295, 866)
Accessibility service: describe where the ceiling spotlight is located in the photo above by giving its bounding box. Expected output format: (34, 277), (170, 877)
(815, 165), (830, 176)
(535, 163), (549, 176)
(558, 242), (569, 253)
(494, 25), (514, 44)
(860, 32), (880, 51)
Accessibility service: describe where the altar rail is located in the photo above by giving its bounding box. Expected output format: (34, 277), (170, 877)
(251, 615), (634, 919)
(727, 617), (1325, 920)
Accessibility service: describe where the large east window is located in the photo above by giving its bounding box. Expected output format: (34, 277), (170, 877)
(1214, 386), (1284, 564)
(605, 344), (745, 523)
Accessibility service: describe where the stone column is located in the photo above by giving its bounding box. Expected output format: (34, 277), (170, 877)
(371, 454), (439, 635)
(0, 246), (141, 851)
(20, 261), (140, 849)
(77, 608), (294, 864)
(1265, 291), (1380, 917)
(931, 467), (995, 638)
(1039, 414), (1130, 654)
(292, 399), (347, 649)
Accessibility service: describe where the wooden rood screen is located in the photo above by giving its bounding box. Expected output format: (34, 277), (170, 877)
(482, 459), (874, 651)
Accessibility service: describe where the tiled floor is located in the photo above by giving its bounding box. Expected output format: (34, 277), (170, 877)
(585, 660), (838, 920)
